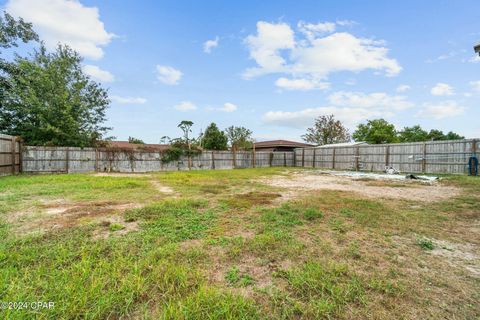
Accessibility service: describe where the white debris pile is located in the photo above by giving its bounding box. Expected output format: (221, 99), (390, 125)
(305, 170), (439, 182)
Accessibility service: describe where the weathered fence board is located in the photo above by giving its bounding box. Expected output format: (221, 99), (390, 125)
(0, 133), (21, 176)
(22, 147), (295, 173)
(295, 139), (479, 174)
(12, 138), (480, 175)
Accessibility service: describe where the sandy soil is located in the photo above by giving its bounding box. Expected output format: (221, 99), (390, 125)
(259, 172), (460, 202)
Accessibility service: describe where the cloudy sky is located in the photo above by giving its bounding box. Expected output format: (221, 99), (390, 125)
(3, 0), (480, 142)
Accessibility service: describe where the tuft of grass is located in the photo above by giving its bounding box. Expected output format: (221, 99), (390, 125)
(109, 223), (125, 232)
(276, 261), (366, 318)
(329, 217), (347, 234)
(303, 208), (324, 221)
(160, 287), (260, 319)
(416, 236), (435, 250)
(124, 199), (215, 242)
(225, 266), (255, 287)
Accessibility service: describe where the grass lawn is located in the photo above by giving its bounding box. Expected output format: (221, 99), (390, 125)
(0, 168), (479, 319)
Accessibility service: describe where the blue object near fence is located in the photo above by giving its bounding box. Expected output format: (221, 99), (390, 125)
(468, 156), (478, 176)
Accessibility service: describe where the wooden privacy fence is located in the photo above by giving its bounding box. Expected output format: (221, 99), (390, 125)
(22, 147), (295, 173)
(295, 139), (479, 174)
(0, 133), (22, 176)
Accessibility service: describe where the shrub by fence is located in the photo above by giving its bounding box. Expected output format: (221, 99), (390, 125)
(0, 133), (22, 176)
(22, 147), (295, 173)
(295, 139), (479, 174)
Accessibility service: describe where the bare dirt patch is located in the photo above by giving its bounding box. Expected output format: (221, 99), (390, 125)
(430, 239), (480, 277)
(150, 180), (176, 194)
(11, 201), (141, 236)
(259, 172), (460, 202)
(223, 192), (282, 208)
(92, 215), (140, 240)
(92, 172), (152, 178)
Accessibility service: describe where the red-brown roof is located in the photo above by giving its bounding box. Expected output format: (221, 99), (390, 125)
(254, 140), (314, 148)
(106, 141), (170, 151)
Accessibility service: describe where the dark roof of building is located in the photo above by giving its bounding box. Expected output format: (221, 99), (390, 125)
(254, 140), (315, 148)
(106, 141), (170, 150)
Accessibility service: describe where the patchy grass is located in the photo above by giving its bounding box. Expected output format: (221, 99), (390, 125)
(0, 168), (479, 319)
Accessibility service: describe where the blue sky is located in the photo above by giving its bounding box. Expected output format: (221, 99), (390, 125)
(3, 0), (480, 142)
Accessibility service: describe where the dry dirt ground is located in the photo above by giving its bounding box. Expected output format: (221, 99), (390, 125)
(259, 171), (461, 202)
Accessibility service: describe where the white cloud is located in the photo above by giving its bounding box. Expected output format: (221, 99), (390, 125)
(396, 84), (410, 93)
(275, 77), (329, 91)
(203, 36), (219, 53)
(263, 107), (386, 129)
(431, 83), (454, 96)
(243, 21), (401, 84)
(110, 95), (147, 104)
(156, 65), (183, 85)
(220, 102), (237, 112)
(243, 21), (296, 78)
(83, 64), (114, 82)
(468, 55), (480, 63)
(469, 80), (480, 92)
(6, 0), (114, 60)
(174, 101), (197, 111)
(207, 102), (238, 112)
(327, 91), (413, 111)
(263, 90), (413, 129)
(416, 101), (465, 119)
(297, 21), (336, 40)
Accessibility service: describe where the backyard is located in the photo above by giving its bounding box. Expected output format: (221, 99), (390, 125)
(0, 168), (479, 319)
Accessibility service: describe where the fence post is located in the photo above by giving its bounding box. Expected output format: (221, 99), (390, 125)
(11, 136), (16, 174)
(355, 147), (360, 171)
(284, 152), (287, 167)
(302, 149), (305, 167)
(211, 151), (215, 169)
(422, 142), (427, 173)
(252, 151), (256, 168)
(232, 149), (236, 168)
(95, 148), (99, 172)
(312, 148), (316, 168)
(473, 139), (477, 156)
(269, 152), (273, 167)
(65, 147), (70, 173)
(332, 148), (336, 169)
(17, 137), (23, 173)
(385, 145), (390, 168)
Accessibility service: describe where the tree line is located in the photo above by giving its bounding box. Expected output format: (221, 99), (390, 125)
(302, 115), (464, 145)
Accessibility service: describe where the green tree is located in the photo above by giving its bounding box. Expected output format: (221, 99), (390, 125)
(0, 12), (38, 48)
(0, 12), (38, 93)
(444, 131), (464, 140)
(302, 114), (350, 145)
(128, 136), (145, 144)
(426, 129), (464, 141)
(398, 125), (429, 142)
(427, 129), (445, 141)
(177, 120), (194, 150)
(352, 119), (398, 144)
(0, 44), (111, 146)
(201, 123), (228, 150)
(225, 126), (253, 150)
